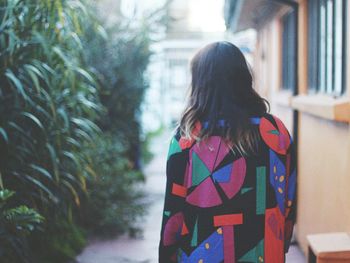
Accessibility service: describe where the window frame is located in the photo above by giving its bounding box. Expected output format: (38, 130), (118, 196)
(281, 9), (297, 91)
(307, 0), (347, 97)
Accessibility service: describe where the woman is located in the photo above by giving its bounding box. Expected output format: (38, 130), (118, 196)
(158, 41), (297, 263)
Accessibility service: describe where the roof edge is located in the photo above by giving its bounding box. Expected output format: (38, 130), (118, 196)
(224, 0), (244, 32)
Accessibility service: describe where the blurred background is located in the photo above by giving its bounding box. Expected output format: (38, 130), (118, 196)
(0, 0), (349, 263)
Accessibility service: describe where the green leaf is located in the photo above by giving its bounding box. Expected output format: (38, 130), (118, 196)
(24, 64), (43, 93)
(20, 112), (45, 131)
(75, 67), (95, 84)
(66, 137), (80, 147)
(62, 179), (80, 206)
(5, 69), (29, 101)
(29, 164), (53, 181)
(74, 128), (93, 142)
(0, 127), (8, 143)
(23, 175), (58, 203)
(77, 93), (101, 111)
(71, 117), (101, 134)
(52, 46), (72, 67)
(57, 107), (70, 131)
(8, 121), (35, 149)
(0, 189), (15, 202)
(32, 31), (51, 58)
(46, 143), (59, 183)
(97, 24), (108, 40)
(4, 205), (44, 227)
(62, 151), (81, 169)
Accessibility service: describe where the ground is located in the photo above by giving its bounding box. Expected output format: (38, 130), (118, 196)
(76, 130), (306, 263)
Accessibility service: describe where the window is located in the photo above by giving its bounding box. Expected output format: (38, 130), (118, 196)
(308, 0), (347, 96)
(281, 10), (297, 91)
(169, 59), (189, 101)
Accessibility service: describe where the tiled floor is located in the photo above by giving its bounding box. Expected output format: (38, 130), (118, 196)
(76, 131), (307, 263)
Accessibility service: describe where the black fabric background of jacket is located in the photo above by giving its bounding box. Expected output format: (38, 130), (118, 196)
(159, 113), (297, 263)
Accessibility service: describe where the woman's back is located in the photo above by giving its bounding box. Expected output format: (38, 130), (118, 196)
(159, 112), (297, 263)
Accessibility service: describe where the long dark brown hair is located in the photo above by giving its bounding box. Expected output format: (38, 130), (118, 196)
(178, 41), (270, 156)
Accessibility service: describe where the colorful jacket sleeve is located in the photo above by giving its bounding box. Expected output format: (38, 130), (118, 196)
(259, 113), (297, 254)
(284, 129), (297, 253)
(158, 129), (190, 262)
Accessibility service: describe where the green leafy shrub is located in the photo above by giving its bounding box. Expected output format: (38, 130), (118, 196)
(0, 0), (103, 261)
(0, 0), (101, 216)
(81, 135), (146, 237)
(0, 0), (162, 261)
(141, 124), (165, 165)
(78, 8), (155, 236)
(82, 16), (152, 156)
(0, 189), (44, 263)
(30, 218), (86, 263)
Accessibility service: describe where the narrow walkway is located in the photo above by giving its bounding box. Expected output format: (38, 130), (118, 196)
(76, 130), (306, 263)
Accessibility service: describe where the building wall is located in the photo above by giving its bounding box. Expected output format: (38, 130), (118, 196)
(297, 113), (350, 253)
(295, 0), (350, 255)
(252, 0), (350, 255)
(253, 11), (294, 132)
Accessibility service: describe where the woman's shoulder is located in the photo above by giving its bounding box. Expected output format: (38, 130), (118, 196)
(260, 112), (291, 134)
(256, 112), (294, 155)
(250, 112), (289, 129)
(167, 124), (197, 155)
(251, 112), (281, 121)
(261, 112), (285, 122)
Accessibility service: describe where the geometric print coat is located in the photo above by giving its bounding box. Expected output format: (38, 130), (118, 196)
(158, 113), (297, 263)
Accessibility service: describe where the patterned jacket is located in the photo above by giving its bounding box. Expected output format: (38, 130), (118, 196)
(159, 113), (297, 263)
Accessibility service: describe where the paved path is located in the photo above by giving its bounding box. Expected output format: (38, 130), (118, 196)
(76, 131), (306, 263)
